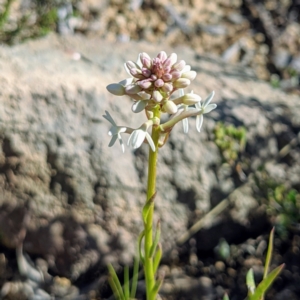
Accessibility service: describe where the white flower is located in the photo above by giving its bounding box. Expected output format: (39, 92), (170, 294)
(195, 91), (217, 132)
(127, 122), (155, 152)
(103, 111), (127, 152)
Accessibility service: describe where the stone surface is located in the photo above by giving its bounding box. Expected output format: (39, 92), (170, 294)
(0, 35), (299, 296)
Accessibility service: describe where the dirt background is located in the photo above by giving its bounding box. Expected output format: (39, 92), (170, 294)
(1, 0), (300, 92)
(0, 1), (300, 300)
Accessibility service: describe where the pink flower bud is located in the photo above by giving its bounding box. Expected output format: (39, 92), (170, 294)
(163, 53), (177, 68)
(172, 60), (186, 71)
(157, 51), (167, 62)
(142, 68), (151, 77)
(164, 66), (171, 74)
(139, 80), (152, 89)
(162, 74), (172, 81)
(126, 61), (137, 70)
(170, 70), (181, 81)
(173, 78), (191, 88)
(140, 52), (152, 68)
(130, 68), (143, 79)
(154, 79), (164, 87)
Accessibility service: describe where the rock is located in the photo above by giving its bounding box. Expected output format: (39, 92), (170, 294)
(272, 49), (291, 69)
(0, 34), (299, 282)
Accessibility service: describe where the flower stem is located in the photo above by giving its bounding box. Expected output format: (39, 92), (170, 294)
(144, 106), (160, 300)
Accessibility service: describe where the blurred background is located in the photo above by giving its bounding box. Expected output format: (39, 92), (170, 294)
(0, 1), (300, 299)
(0, 0), (299, 92)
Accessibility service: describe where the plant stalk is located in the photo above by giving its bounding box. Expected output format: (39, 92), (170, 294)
(144, 106), (160, 300)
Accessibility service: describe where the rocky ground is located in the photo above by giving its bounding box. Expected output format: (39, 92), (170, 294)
(0, 1), (300, 300)
(0, 0), (300, 92)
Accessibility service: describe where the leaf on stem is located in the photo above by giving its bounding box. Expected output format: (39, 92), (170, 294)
(153, 243), (162, 275)
(149, 220), (161, 258)
(142, 192), (156, 225)
(138, 231), (145, 264)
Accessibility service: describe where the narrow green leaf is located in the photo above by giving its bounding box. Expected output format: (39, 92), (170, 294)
(153, 243), (162, 275)
(124, 266), (130, 299)
(149, 220), (161, 258)
(151, 276), (164, 299)
(142, 192), (156, 224)
(108, 263), (125, 300)
(138, 231), (145, 264)
(264, 228), (274, 279)
(130, 255), (140, 299)
(249, 264), (285, 300)
(246, 268), (256, 296)
(223, 293), (230, 300)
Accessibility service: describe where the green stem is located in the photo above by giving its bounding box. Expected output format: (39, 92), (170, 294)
(144, 106), (160, 300)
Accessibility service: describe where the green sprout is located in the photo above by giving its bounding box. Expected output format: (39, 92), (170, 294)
(214, 122), (246, 165)
(226, 228), (284, 300)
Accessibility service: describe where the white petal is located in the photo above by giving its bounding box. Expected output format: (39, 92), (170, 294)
(109, 127), (119, 136)
(203, 91), (215, 108)
(145, 132), (156, 152)
(103, 111), (116, 126)
(195, 102), (202, 110)
(108, 135), (118, 147)
(106, 83), (125, 96)
(196, 114), (204, 132)
(132, 100), (147, 113)
(182, 117), (189, 134)
(127, 132), (134, 147)
(204, 103), (217, 114)
(124, 62), (132, 76)
(134, 131), (146, 149)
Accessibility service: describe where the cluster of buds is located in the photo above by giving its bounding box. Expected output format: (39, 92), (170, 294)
(104, 51), (217, 152)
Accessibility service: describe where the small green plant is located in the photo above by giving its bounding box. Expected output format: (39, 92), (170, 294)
(214, 122), (246, 165)
(36, 7), (58, 36)
(270, 74), (280, 89)
(0, 0), (14, 29)
(255, 168), (300, 238)
(267, 185), (300, 238)
(224, 228), (284, 300)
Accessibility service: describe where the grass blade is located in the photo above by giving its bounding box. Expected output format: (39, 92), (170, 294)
(130, 255), (140, 299)
(124, 266), (130, 299)
(108, 263), (125, 300)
